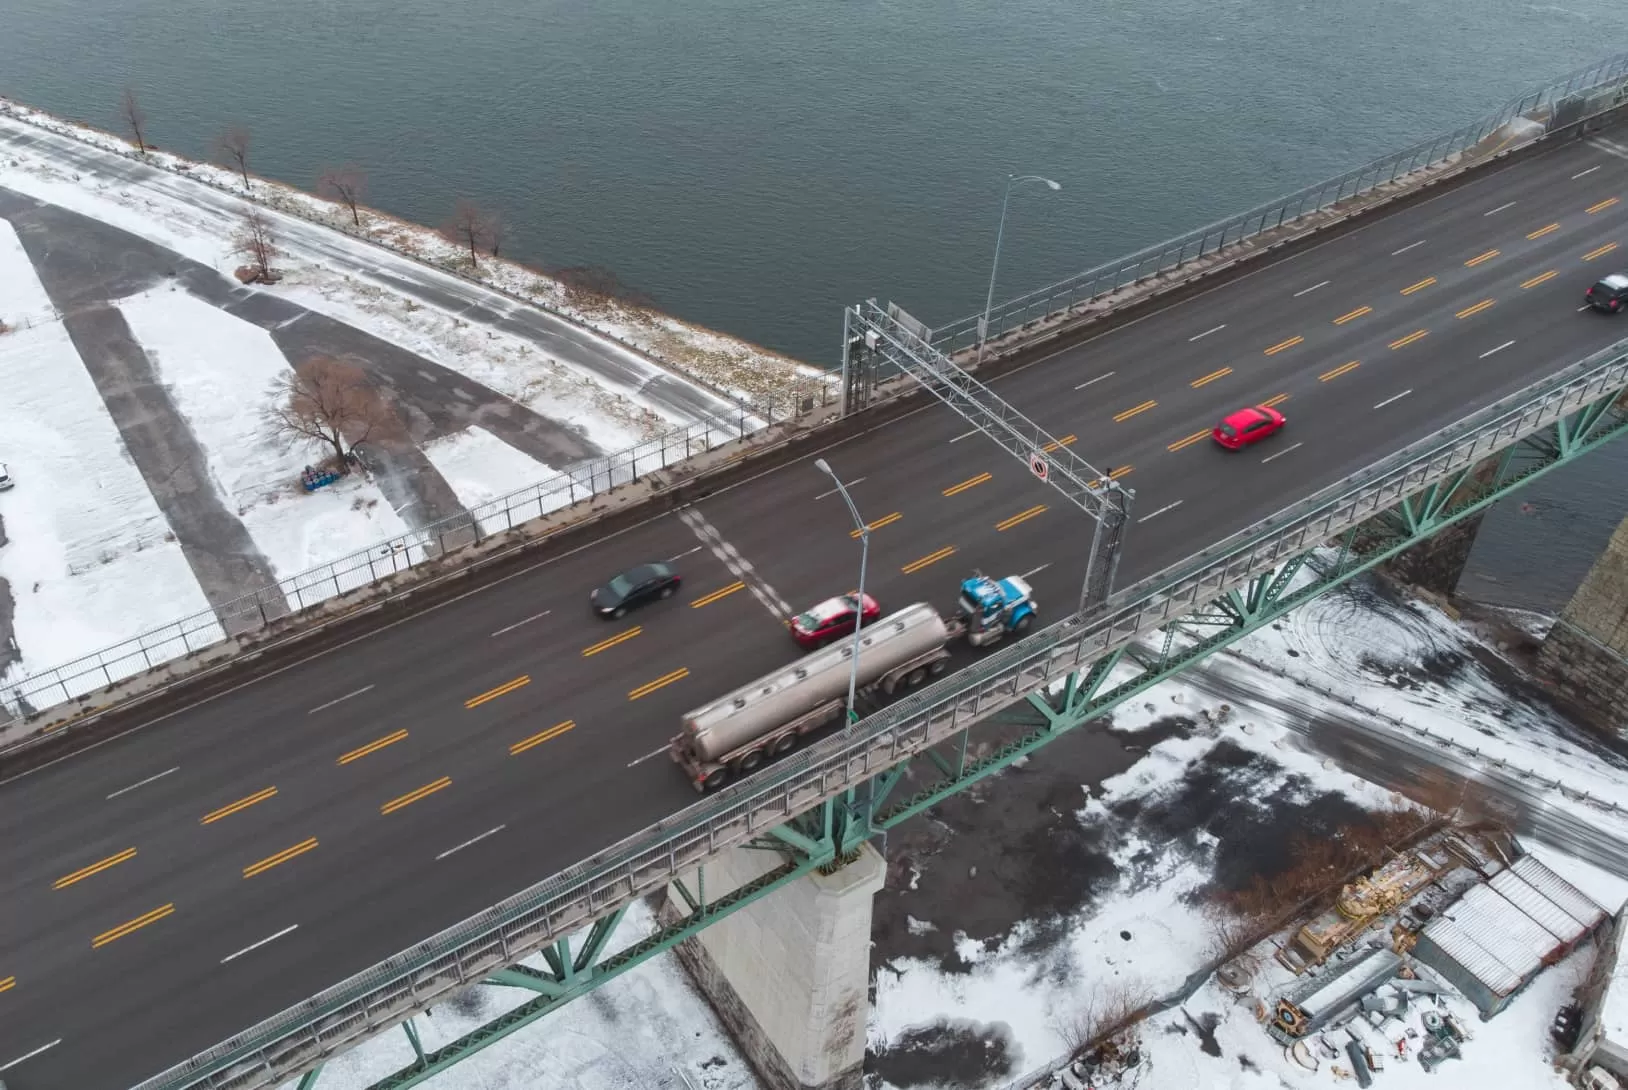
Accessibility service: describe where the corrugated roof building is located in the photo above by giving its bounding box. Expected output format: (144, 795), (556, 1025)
(1415, 855), (1605, 1019)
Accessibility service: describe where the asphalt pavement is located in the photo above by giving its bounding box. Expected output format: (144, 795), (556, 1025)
(7, 125), (1628, 1089)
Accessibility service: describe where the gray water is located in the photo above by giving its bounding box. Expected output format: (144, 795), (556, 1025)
(1, 0), (1624, 610)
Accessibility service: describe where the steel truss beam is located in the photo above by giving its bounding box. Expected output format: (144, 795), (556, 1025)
(136, 340), (1628, 1090)
(864, 399), (1625, 825)
(843, 299), (1132, 611)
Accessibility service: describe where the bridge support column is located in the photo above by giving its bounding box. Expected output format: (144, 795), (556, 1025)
(665, 842), (885, 1090)
(1538, 509), (1628, 731)
(1382, 455), (1500, 595)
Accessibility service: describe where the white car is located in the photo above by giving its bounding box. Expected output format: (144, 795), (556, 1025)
(0, 464), (14, 491)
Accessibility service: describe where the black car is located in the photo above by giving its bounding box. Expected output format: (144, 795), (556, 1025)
(591, 562), (681, 619)
(1586, 273), (1628, 313)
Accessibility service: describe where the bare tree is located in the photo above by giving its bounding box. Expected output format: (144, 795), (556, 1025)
(121, 88), (148, 155)
(554, 265), (654, 308)
(442, 199), (495, 267)
(264, 358), (387, 470)
(1052, 980), (1153, 1057)
(218, 125), (252, 190)
(234, 208), (279, 281)
(486, 211), (504, 258)
(318, 165), (367, 226)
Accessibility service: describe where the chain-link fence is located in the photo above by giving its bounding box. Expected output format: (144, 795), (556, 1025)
(930, 51), (1628, 356)
(0, 416), (757, 726)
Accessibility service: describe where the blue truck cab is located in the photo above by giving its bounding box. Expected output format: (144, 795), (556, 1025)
(956, 572), (1037, 647)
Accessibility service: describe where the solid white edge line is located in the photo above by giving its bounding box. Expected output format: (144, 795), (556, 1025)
(949, 429), (979, 442)
(1479, 340), (1516, 359)
(1574, 165), (1602, 179)
(1187, 325), (1225, 342)
(1483, 201), (1516, 216)
(1391, 239), (1427, 255)
(307, 685), (375, 715)
(1373, 389), (1414, 409)
(1261, 442), (1304, 464)
(1137, 500), (1184, 524)
(435, 826), (507, 861)
(490, 611), (551, 637)
(1292, 280), (1330, 297)
(1074, 371), (1116, 389)
(106, 766), (179, 800)
(0, 1039), (63, 1071)
(627, 745), (670, 768)
(220, 925), (299, 965)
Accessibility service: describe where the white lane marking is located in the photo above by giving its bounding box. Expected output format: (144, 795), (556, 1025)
(1021, 563), (1052, 578)
(1483, 201), (1516, 216)
(1579, 304), (1594, 312)
(1391, 239), (1427, 256)
(815, 476), (867, 500)
(676, 507), (792, 620)
(666, 546), (702, 562)
(1188, 325), (1226, 342)
(220, 925), (299, 964)
(627, 745), (669, 768)
(491, 611), (550, 637)
(435, 826), (507, 861)
(1480, 340), (1516, 359)
(1292, 280), (1330, 297)
(1261, 442), (1303, 464)
(949, 429), (979, 442)
(0, 1039), (62, 1071)
(1373, 389), (1413, 409)
(1074, 371), (1116, 389)
(106, 766), (179, 800)
(307, 685), (375, 715)
(1574, 165), (1603, 179)
(1593, 138), (1628, 162)
(1137, 501), (1184, 524)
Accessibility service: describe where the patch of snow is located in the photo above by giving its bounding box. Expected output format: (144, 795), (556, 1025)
(421, 426), (576, 536)
(0, 221), (216, 688)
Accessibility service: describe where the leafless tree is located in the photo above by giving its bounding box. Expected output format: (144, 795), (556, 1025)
(554, 265), (654, 308)
(442, 199), (495, 267)
(318, 165), (367, 226)
(218, 125), (252, 190)
(1052, 980), (1153, 1057)
(264, 357), (387, 470)
(121, 88), (148, 155)
(234, 208), (279, 280)
(486, 211), (505, 258)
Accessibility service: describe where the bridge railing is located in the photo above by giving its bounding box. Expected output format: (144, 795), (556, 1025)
(132, 337), (1628, 1090)
(929, 51), (1628, 355)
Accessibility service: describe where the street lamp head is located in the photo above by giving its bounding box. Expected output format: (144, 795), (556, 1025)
(1041, 178), (1062, 190)
(814, 457), (834, 477)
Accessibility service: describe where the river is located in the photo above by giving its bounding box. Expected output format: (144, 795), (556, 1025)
(1, 0), (1624, 609)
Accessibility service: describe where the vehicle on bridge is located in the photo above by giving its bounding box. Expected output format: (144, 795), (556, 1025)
(1586, 272), (1628, 313)
(671, 574), (1037, 791)
(789, 592), (882, 649)
(590, 561), (682, 619)
(1213, 405), (1287, 450)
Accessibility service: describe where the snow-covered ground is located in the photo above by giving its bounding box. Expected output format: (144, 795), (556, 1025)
(422, 426), (574, 536)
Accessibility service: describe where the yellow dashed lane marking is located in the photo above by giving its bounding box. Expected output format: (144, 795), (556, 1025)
(1113, 400), (1157, 422)
(1400, 277), (1436, 295)
(902, 547), (956, 574)
(943, 472), (991, 497)
(1332, 306), (1372, 326)
(1455, 299), (1495, 320)
(1521, 270), (1558, 289)
(381, 777), (452, 815)
(1588, 197), (1620, 215)
(995, 505), (1048, 532)
(691, 582), (745, 608)
(1319, 360), (1360, 383)
(629, 669), (690, 701)
(1585, 242), (1619, 261)
(851, 512), (901, 538)
(1190, 367), (1232, 388)
(1263, 335), (1304, 356)
(510, 721), (576, 755)
(1168, 430), (1210, 452)
(1464, 249), (1500, 267)
(1527, 223), (1560, 240)
(1388, 329), (1429, 350)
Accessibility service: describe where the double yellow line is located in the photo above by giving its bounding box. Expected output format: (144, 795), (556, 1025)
(850, 512), (901, 538)
(1400, 276), (1436, 296)
(583, 629), (640, 657)
(1588, 197), (1620, 215)
(1332, 306), (1371, 326)
(1168, 429), (1209, 453)
(382, 776), (452, 815)
(338, 729), (407, 765)
(1190, 367), (1231, 389)
(1585, 241), (1619, 262)
(1319, 360), (1360, 383)
(54, 847), (136, 890)
(996, 505), (1048, 532)
(1041, 434), (1076, 453)
(1388, 329), (1429, 351)
(1263, 335), (1303, 356)
(691, 582), (744, 608)
(902, 546), (955, 574)
(1464, 248), (1500, 268)
(1455, 298), (1495, 320)
(243, 838), (318, 879)
(943, 472), (991, 497)
(629, 668), (689, 701)
(92, 903), (174, 949)
(0, 976), (14, 994)
(511, 720), (576, 755)
(201, 786), (277, 825)
(1113, 400), (1157, 422)
(466, 675), (530, 705)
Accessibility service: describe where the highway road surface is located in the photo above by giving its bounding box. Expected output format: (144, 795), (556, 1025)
(8, 124), (1628, 1089)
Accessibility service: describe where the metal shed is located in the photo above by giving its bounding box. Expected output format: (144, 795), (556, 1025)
(1273, 946), (1403, 1039)
(1452, 882), (1567, 970)
(1414, 916), (1527, 1018)
(1490, 868), (1589, 946)
(1511, 856), (1607, 932)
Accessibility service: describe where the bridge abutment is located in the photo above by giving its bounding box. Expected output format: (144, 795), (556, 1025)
(665, 842), (885, 1090)
(1538, 509), (1628, 731)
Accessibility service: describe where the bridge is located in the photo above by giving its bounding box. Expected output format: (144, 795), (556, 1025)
(5, 55), (1628, 1090)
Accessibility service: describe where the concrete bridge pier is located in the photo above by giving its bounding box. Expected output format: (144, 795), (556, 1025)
(665, 842), (886, 1090)
(1538, 508), (1628, 731)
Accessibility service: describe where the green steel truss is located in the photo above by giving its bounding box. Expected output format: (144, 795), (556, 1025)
(295, 372), (1628, 1090)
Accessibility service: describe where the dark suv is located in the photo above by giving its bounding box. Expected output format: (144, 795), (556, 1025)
(1585, 273), (1628, 313)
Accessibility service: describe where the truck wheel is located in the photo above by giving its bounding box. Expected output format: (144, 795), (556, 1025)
(702, 767), (730, 793)
(929, 660), (948, 675)
(1013, 614), (1032, 633)
(905, 667), (927, 687)
(771, 733), (798, 756)
(736, 749), (765, 774)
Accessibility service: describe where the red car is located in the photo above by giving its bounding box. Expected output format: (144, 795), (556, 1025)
(790, 593), (882, 649)
(1212, 405), (1286, 450)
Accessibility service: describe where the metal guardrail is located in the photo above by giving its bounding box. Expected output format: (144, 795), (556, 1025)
(0, 416), (756, 729)
(929, 51), (1628, 354)
(134, 338), (1628, 1090)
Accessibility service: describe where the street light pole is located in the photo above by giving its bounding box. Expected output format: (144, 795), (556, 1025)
(816, 457), (868, 725)
(978, 174), (1062, 364)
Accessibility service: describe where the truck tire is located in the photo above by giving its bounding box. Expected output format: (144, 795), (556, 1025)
(702, 767), (730, 792)
(1014, 614), (1032, 633)
(905, 666), (927, 687)
(735, 749), (765, 775)
(771, 732), (798, 756)
(929, 659), (948, 675)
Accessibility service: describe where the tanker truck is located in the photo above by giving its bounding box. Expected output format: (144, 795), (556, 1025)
(669, 573), (1037, 792)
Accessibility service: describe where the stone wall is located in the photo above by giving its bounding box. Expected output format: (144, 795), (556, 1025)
(1539, 509), (1628, 731)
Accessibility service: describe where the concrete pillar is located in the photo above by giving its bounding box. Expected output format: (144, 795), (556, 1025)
(1539, 510), (1628, 731)
(1382, 457), (1500, 596)
(665, 843), (886, 1090)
